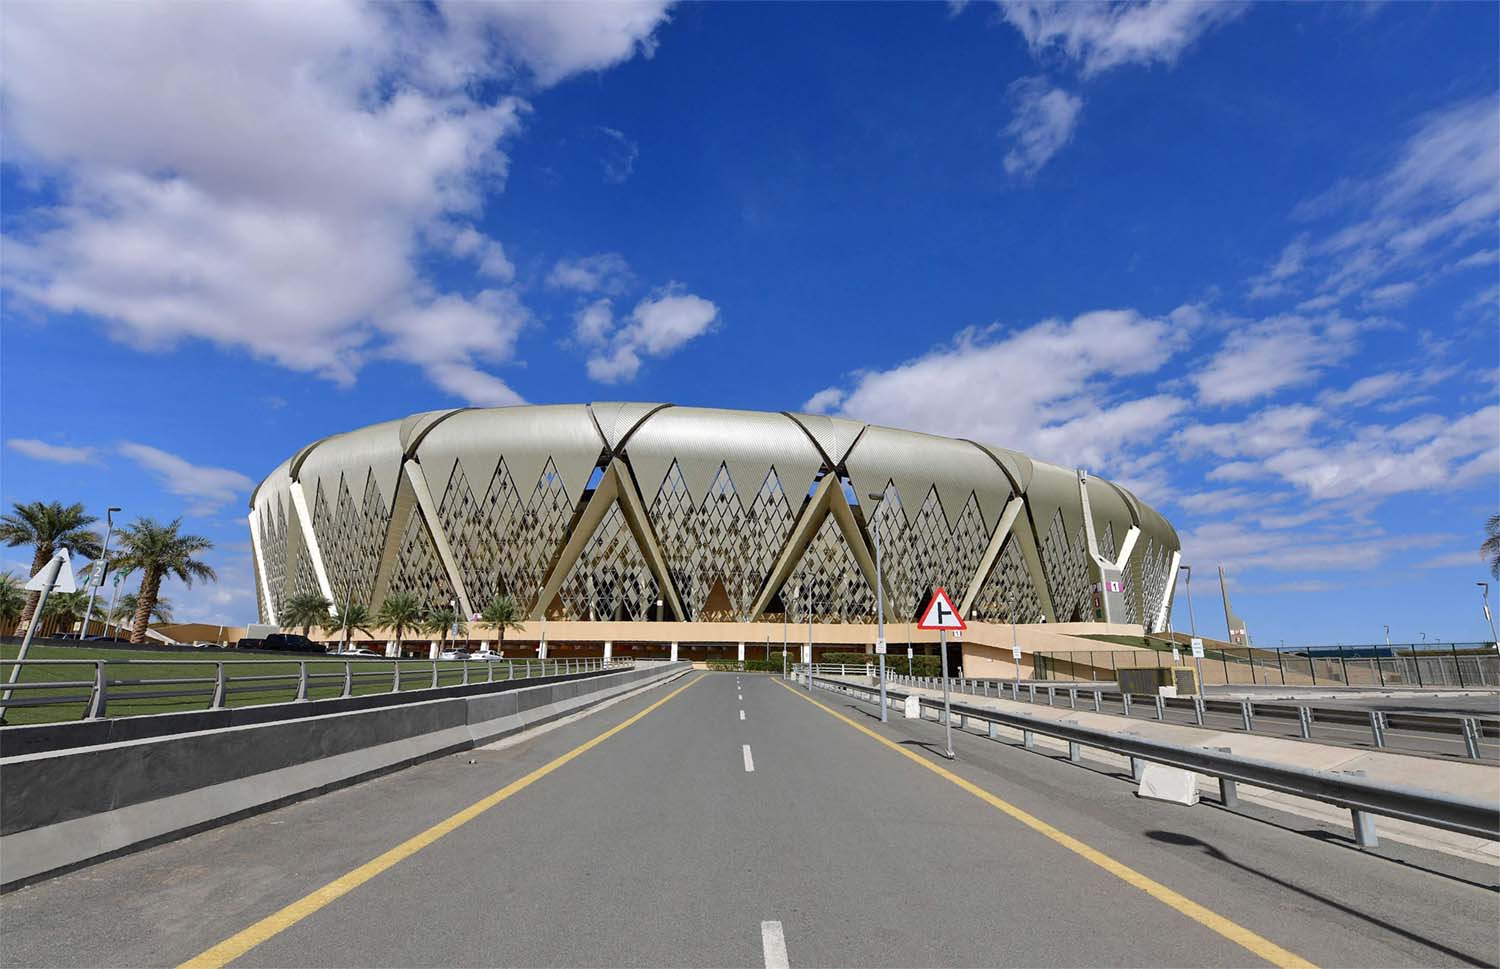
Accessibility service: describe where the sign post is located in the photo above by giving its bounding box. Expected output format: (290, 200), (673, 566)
(1, 549), (77, 722)
(1011, 621), (1023, 696)
(918, 587), (966, 760)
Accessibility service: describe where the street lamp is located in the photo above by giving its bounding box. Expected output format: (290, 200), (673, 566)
(1478, 583), (1498, 649)
(81, 507), (121, 639)
(1180, 565), (1203, 692)
(867, 493), (889, 722)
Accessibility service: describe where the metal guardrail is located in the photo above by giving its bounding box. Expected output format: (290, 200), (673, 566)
(0, 656), (629, 722)
(800, 671), (1500, 848)
(800, 664), (1498, 761)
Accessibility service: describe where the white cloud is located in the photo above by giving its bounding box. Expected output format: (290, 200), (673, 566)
(596, 126), (640, 183)
(0, 2), (667, 398)
(117, 442), (253, 515)
(1178, 519), (1448, 574)
(813, 307), (1189, 473)
(996, 1), (1247, 78)
(803, 387), (846, 414)
(573, 298), (616, 347)
(447, 226), (516, 282)
(1002, 77), (1084, 178)
(6, 438), (99, 464)
(1414, 550), (1487, 570)
(1262, 96), (1500, 305)
(1454, 248), (1499, 270)
(1362, 280), (1418, 307)
(1248, 237), (1308, 300)
(441, 2), (672, 87)
(547, 253), (633, 294)
(377, 290), (530, 405)
(586, 287), (720, 383)
(1180, 403), (1499, 502)
(1191, 313), (1365, 405)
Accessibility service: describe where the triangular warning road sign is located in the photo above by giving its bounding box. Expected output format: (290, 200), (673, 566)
(25, 548), (77, 594)
(916, 587), (966, 631)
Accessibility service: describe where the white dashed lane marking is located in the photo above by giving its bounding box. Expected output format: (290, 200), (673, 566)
(742, 744), (755, 772)
(761, 920), (789, 969)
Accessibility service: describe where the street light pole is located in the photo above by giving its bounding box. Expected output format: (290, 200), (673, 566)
(1479, 583), (1498, 649)
(81, 506), (121, 639)
(868, 493), (889, 722)
(1182, 565), (1203, 691)
(805, 577), (813, 695)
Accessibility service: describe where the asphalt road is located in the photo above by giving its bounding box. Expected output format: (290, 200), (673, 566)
(3, 670), (1497, 968)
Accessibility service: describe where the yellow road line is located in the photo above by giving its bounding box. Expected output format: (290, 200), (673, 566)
(180, 673), (705, 969)
(775, 679), (1316, 969)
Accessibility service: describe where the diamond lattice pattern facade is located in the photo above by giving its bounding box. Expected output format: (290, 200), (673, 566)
(249, 404), (1181, 630)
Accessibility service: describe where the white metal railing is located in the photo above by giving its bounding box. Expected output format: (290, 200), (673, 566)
(809, 673), (1500, 849)
(0, 656), (630, 723)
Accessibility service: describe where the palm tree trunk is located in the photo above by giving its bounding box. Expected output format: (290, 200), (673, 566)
(18, 543), (51, 631)
(131, 568), (162, 644)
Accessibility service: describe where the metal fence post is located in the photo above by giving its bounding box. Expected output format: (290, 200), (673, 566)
(1069, 687), (1077, 708)
(1461, 718), (1481, 759)
(1240, 700), (1253, 731)
(1093, 689), (1102, 712)
(1351, 809), (1379, 848)
(1154, 695), (1165, 720)
(1028, 684), (1037, 703)
(1451, 643), (1466, 689)
(1297, 705), (1312, 739)
(296, 661), (309, 701)
(1212, 747), (1237, 806)
(86, 660), (108, 719)
(1369, 709), (1386, 748)
(1122, 693), (1132, 717)
(212, 661), (227, 709)
(1193, 695), (1204, 725)
(1047, 686), (1056, 706)
(1023, 729), (1035, 749)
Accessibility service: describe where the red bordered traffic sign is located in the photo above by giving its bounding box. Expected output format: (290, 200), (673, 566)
(916, 587), (966, 631)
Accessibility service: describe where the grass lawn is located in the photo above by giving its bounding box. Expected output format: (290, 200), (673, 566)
(0, 644), (536, 726)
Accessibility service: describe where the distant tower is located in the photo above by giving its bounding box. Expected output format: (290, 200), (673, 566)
(1219, 565), (1249, 645)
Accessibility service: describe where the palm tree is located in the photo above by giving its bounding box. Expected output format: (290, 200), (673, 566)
(1483, 513), (1500, 580)
(375, 592), (423, 657)
(0, 572), (26, 636)
(113, 593), (173, 625)
(338, 601), (375, 652)
(42, 589), (91, 637)
(480, 594), (525, 653)
(424, 604), (465, 650)
(0, 501), (102, 630)
(112, 518), (215, 644)
(282, 590), (332, 638)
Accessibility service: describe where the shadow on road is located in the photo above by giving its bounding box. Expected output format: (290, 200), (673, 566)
(1144, 830), (1495, 967)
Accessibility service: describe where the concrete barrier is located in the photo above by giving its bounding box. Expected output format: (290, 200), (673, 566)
(0, 662), (687, 888)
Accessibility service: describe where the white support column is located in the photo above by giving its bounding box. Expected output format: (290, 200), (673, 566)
(737, 642), (745, 663)
(604, 640), (613, 661)
(288, 481), (338, 609)
(670, 641), (678, 662)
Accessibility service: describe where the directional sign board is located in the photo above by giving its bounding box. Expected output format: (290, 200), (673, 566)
(1190, 637), (1205, 659)
(25, 549), (76, 594)
(875, 639), (886, 655)
(916, 587), (966, 631)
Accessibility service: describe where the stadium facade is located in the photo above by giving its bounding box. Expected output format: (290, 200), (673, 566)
(248, 404), (1180, 640)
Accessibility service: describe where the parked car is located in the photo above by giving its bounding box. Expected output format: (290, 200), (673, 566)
(257, 633), (325, 654)
(335, 647), (381, 657)
(473, 650), (504, 661)
(190, 641), (224, 650)
(439, 648), (469, 661)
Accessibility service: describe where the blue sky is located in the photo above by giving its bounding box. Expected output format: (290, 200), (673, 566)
(2, 1), (1496, 643)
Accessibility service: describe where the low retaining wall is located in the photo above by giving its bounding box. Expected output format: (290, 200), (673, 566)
(0, 662), (688, 888)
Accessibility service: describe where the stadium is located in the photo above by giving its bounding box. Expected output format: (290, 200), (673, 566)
(248, 404), (1181, 665)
